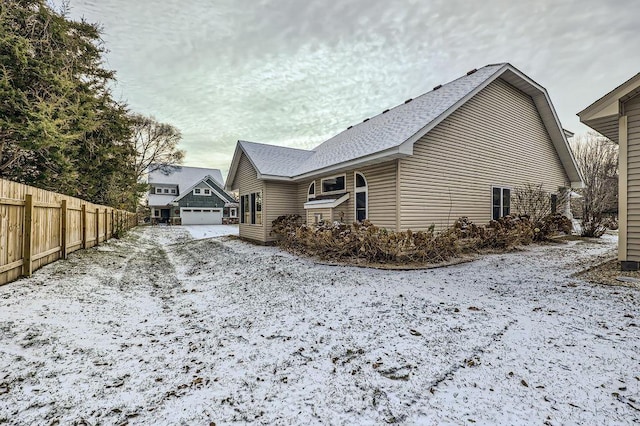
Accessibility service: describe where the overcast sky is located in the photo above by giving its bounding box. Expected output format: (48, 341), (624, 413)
(66, 0), (640, 177)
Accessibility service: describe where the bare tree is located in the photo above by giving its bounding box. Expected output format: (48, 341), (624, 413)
(513, 183), (567, 224)
(131, 114), (185, 181)
(570, 132), (618, 237)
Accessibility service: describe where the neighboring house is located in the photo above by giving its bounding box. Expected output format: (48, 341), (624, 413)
(578, 72), (640, 270)
(148, 165), (238, 225)
(226, 63), (583, 243)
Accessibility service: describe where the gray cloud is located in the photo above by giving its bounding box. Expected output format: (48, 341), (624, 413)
(67, 0), (640, 176)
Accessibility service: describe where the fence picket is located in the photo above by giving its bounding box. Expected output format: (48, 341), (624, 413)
(0, 178), (136, 286)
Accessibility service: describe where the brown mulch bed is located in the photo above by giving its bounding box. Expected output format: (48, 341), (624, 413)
(575, 258), (640, 289)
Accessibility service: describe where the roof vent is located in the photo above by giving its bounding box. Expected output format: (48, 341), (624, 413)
(347, 125), (353, 129)
(382, 109), (390, 114)
(363, 118), (370, 122)
(466, 68), (477, 75)
(433, 84), (442, 90)
(404, 98), (413, 104)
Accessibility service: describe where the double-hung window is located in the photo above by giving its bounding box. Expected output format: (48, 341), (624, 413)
(492, 187), (511, 220)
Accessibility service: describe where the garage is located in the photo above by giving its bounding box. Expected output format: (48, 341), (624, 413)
(180, 208), (223, 225)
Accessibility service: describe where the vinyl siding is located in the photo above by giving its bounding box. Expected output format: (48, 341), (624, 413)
(297, 161), (398, 229)
(306, 208), (332, 224)
(625, 95), (640, 260)
(264, 181), (299, 242)
(237, 153), (265, 242)
(399, 78), (569, 231)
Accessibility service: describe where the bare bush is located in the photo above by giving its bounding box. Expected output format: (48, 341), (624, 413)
(570, 132), (618, 237)
(513, 183), (567, 224)
(271, 213), (570, 266)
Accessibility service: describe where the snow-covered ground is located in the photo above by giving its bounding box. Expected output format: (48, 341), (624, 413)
(181, 224), (239, 240)
(0, 227), (638, 425)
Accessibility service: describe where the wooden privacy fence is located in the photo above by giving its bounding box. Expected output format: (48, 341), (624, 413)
(0, 178), (137, 286)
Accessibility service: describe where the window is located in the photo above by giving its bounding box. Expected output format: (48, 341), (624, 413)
(194, 188), (201, 195)
(204, 188), (211, 195)
(355, 172), (368, 222)
(492, 187), (511, 220)
(240, 192), (262, 225)
(321, 175), (345, 194)
(170, 188), (176, 194)
(230, 208), (237, 218)
(314, 213), (323, 224)
(163, 188), (169, 194)
(155, 187), (163, 194)
(308, 182), (316, 200)
(153, 209), (160, 217)
(241, 195), (249, 223)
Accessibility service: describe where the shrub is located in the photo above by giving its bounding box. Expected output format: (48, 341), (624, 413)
(271, 213), (572, 266)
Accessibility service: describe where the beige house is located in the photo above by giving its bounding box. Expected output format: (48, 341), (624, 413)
(226, 63), (583, 243)
(578, 72), (640, 270)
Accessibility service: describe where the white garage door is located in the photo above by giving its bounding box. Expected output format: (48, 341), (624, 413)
(180, 208), (223, 225)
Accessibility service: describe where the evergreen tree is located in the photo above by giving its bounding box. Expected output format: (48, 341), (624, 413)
(0, 0), (141, 208)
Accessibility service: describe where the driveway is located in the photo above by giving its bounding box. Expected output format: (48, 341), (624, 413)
(0, 226), (638, 424)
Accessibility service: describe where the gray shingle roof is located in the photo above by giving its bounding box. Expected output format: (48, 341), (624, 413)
(238, 64), (505, 179)
(296, 64), (504, 176)
(238, 140), (314, 177)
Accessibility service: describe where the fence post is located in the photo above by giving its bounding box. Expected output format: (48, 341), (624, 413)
(111, 209), (115, 238)
(81, 204), (87, 249)
(22, 194), (33, 276)
(95, 207), (100, 246)
(104, 208), (108, 242)
(61, 199), (68, 259)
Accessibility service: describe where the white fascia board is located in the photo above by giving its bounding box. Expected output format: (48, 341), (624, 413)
(292, 147), (408, 181)
(578, 73), (640, 120)
(225, 144), (244, 191)
(303, 193), (350, 209)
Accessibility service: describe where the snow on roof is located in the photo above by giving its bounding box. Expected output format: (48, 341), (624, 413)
(148, 165), (226, 206)
(236, 64), (505, 179)
(295, 64), (504, 176)
(148, 165), (224, 187)
(238, 141), (314, 177)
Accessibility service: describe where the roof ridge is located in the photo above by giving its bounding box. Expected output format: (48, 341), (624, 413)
(330, 63), (507, 139)
(239, 140), (313, 153)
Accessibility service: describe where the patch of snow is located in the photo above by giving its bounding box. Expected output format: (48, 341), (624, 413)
(180, 224), (239, 240)
(0, 229), (638, 424)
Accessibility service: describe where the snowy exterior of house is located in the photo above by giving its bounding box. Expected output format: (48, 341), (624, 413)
(578, 72), (640, 269)
(148, 165), (238, 225)
(226, 63), (583, 243)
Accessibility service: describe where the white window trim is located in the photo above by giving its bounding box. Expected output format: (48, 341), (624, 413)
(194, 187), (212, 196)
(155, 187), (163, 194)
(320, 174), (346, 195)
(307, 181), (316, 200)
(240, 192), (262, 225)
(230, 207), (237, 218)
(491, 185), (512, 220)
(354, 172), (368, 222)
